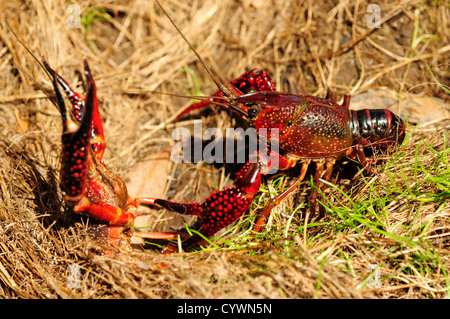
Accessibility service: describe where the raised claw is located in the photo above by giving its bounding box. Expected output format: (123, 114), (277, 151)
(43, 59), (135, 231)
(43, 58), (224, 255)
(43, 58), (106, 159)
(43, 58), (95, 203)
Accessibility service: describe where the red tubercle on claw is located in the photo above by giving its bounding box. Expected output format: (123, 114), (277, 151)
(67, 92), (85, 123)
(60, 133), (90, 199)
(90, 138), (106, 160)
(232, 69), (276, 93)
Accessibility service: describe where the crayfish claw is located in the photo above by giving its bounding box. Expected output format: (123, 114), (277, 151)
(43, 58), (95, 202)
(148, 162), (263, 252)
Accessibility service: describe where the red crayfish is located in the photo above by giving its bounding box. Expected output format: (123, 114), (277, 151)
(145, 1), (406, 252)
(37, 1), (405, 255)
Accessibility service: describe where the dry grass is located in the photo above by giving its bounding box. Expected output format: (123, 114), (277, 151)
(0, 0), (448, 299)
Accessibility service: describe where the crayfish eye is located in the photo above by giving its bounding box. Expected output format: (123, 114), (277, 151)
(246, 103), (260, 118)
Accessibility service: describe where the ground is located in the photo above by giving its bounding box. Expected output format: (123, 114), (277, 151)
(0, 0), (448, 299)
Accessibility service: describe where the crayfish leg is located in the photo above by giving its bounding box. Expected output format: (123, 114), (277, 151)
(132, 232), (179, 240)
(325, 90), (351, 109)
(326, 89), (337, 103)
(326, 88), (352, 109)
(341, 92), (351, 109)
(102, 225), (133, 252)
(345, 144), (375, 175)
(309, 158), (336, 216)
(73, 196), (136, 226)
(309, 159), (325, 215)
(252, 160), (310, 234)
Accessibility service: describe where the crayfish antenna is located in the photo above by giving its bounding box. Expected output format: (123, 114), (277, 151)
(155, 0), (235, 101)
(6, 22), (60, 104)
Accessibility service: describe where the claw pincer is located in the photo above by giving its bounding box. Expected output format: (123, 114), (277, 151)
(43, 59), (138, 244)
(43, 59), (96, 203)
